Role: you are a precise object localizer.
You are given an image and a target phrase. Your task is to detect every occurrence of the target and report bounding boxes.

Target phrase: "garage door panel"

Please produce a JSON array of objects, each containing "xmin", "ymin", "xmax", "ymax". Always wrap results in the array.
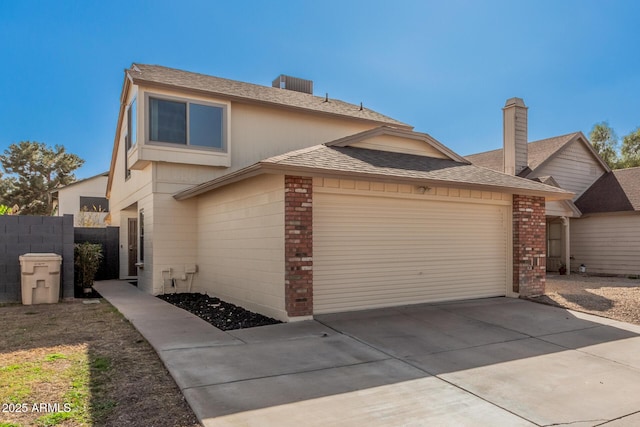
[
  {"xmin": 318, "ymin": 286, "xmax": 503, "ymax": 312},
  {"xmin": 314, "ymin": 193, "xmax": 508, "ymax": 314}
]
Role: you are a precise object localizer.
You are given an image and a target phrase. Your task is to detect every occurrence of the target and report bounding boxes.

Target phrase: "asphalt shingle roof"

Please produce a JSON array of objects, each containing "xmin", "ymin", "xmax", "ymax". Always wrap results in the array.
[
  {"xmin": 575, "ymin": 167, "xmax": 640, "ymax": 213},
  {"xmin": 465, "ymin": 132, "xmax": 580, "ymax": 173},
  {"xmin": 127, "ymin": 64, "xmax": 411, "ymax": 128},
  {"xmin": 261, "ymin": 145, "xmax": 573, "ymax": 197}
]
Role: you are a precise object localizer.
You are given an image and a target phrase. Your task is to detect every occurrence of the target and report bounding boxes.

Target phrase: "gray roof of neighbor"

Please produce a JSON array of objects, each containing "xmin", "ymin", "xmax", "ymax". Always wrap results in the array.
[
  {"xmin": 465, "ymin": 132, "xmax": 582, "ymax": 173},
  {"xmin": 127, "ymin": 64, "xmax": 411, "ymax": 128},
  {"xmin": 576, "ymin": 167, "xmax": 640, "ymax": 213},
  {"xmin": 175, "ymin": 144, "xmax": 574, "ymax": 200}
]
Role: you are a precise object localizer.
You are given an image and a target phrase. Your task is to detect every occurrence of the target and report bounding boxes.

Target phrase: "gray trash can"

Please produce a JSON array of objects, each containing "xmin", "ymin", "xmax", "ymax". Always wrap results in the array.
[{"xmin": 19, "ymin": 253, "xmax": 63, "ymax": 305}]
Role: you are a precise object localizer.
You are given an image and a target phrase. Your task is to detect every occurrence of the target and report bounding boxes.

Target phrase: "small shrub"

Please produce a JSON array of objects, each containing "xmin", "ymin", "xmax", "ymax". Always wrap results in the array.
[{"xmin": 74, "ymin": 242, "xmax": 103, "ymax": 288}]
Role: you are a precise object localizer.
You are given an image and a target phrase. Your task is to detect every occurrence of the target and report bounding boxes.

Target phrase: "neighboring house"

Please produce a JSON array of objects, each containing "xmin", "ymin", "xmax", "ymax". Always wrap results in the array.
[
  {"xmin": 572, "ymin": 167, "xmax": 640, "ymax": 275},
  {"xmin": 467, "ymin": 98, "xmax": 639, "ymax": 277},
  {"xmin": 51, "ymin": 172, "xmax": 110, "ymax": 227},
  {"xmin": 107, "ymin": 64, "xmax": 570, "ymax": 321}
]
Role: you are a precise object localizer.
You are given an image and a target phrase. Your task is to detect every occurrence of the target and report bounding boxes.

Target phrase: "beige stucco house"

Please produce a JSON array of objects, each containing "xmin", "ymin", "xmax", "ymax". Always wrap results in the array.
[
  {"xmin": 467, "ymin": 99, "xmax": 639, "ymax": 277},
  {"xmin": 107, "ymin": 64, "xmax": 571, "ymax": 321},
  {"xmin": 52, "ymin": 172, "xmax": 109, "ymax": 227}
]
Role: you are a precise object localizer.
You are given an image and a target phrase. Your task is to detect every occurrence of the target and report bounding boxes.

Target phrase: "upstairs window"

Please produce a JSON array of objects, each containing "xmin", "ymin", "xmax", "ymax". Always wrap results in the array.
[
  {"xmin": 148, "ymin": 96, "xmax": 225, "ymax": 150},
  {"xmin": 124, "ymin": 98, "xmax": 136, "ymax": 180},
  {"xmin": 80, "ymin": 196, "xmax": 109, "ymax": 212},
  {"xmin": 129, "ymin": 97, "xmax": 137, "ymax": 147},
  {"xmin": 139, "ymin": 209, "xmax": 145, "ymax": 262}
]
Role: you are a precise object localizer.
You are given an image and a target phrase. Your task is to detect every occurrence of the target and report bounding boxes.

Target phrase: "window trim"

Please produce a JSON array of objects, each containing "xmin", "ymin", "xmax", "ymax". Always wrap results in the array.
[
  {"xmin": 79, "ymin": 196, "xmax": 109, "ymax": 213},
  {"xmin": 129, "ymin": 96, "xmax": 137, "ymax": 149},
  {"xmin": 139, "ymin": 209, "xmax": 145, "ymax": 263},
  {"xmin": 124, "ymin": 97, "xmax": 136, "ymax": 180},
  {"xmin": 145, "ymin": 93, "xmax": 228, "ymax": 152},
  {"xmin": 124, "ymin": 130, "xmax": 131, "ymax": 180}
]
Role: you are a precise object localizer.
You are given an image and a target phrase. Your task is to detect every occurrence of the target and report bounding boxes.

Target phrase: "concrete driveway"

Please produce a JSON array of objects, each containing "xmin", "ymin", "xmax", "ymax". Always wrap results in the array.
[{"xmin": 96, "ymin": 281, "xmax": 640, "ymax": 426}]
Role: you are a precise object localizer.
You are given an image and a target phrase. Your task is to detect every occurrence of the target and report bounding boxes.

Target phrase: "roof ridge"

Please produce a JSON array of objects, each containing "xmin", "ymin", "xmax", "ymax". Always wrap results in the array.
[
  {"xmin": 528, "ymin": 131, "xmax": 580, "ymax": 145},
  {"xmin": 614, "ymin": 165, "xmax": 640, "ymax": 173},
  {"xmin": 128, "ymin": 63, "xmax": 411, "ymax": 129},
  {"xmin": 133, "ymin": 63, "xmax": 275, "ymax": 93},
  {"xmin": 467, "ymin": 131, "xmax": 581, "ymax": 157},
  {"xmin": 261, "ymin": 145, "xmax": 325, "ymax": 164}
]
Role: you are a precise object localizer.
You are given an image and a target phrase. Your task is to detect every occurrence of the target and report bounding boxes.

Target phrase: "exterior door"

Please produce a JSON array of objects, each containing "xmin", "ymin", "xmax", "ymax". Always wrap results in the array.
[{"xmin": 128, "ymin": 218, "xmax": 138, "ymax": 276}]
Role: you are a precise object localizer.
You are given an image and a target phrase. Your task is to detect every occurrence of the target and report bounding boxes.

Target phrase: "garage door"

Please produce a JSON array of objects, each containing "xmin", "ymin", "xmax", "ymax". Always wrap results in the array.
[{"xmin": 314, "ymin": 192, "xmax": 509, "ymax": 314}]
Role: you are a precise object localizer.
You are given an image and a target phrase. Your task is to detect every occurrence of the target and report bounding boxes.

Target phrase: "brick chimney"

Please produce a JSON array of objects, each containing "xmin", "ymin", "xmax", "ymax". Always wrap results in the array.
[{"xmin": 503, "ymin": 97, "xmax": 528, "ymax": 175}]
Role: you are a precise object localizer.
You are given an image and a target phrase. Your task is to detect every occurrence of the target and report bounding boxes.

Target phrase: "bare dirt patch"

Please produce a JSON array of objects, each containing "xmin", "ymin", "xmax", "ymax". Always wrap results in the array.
[
  {"xmin": 0, "ymin": 300, "xmax": 200, "ymax": 427},
  {"xmin": 528, "ymin": 274, "xmax": 640, "ymax": 324}
]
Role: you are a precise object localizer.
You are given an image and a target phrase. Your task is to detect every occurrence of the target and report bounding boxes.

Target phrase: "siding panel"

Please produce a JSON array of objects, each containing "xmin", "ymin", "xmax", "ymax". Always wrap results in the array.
[
  {"xmin": 314, "ymin": 192, "xmax": 508, "ymax": 314},
  {"xmin": 196, "ymin": 175, "xmax": 286, "ymax": 320},
  {"xmin": 532, "ymin": 141, "xmax": 605, "ymax": 199},
  {"xmin": 571, "ymin": 214, "xmax": 640, "ymax": 275}
]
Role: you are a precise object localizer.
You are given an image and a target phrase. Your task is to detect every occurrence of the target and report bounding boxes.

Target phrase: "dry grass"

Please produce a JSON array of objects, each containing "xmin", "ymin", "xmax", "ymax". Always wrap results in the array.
[
  {"xmin": 0, "ymin": 300, "xmax": 201, "ymax": 427},
  {"xmin": 529, "ymin": 274, "xmax": 640, "ymax": 325}
]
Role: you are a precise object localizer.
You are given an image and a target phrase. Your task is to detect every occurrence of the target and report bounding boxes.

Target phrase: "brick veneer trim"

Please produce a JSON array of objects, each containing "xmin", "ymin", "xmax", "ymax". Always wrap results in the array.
[
  {"xmin": 284, "ymin": 176, "xmax": 313, "ymax": 317},
  {"xmin": 512, "ymin": 194, "xmax": 546, "ymax": 296}
]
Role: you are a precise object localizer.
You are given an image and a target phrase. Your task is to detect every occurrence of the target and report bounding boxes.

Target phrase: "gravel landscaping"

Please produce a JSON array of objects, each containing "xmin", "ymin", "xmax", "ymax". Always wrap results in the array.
[
  {"xmin": 528, "ymin": 274, "xmax": 640, "ymax": 325},
  {"xmin": 158, "ymin": 293, "xmax": 282, "ymax": 330}
]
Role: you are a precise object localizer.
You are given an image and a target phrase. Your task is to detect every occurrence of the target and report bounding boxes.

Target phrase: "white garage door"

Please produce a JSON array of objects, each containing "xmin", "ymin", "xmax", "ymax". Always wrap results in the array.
[{"xmin": 314, "ymin": 192, "xmax": 509, "ymax": 314}]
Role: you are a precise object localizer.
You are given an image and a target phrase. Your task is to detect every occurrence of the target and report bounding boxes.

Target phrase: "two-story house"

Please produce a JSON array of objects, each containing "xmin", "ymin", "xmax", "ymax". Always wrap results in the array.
[
  {"xmin": 467, "ymin": 98, "xmax": 640, "ymax": 277},
  {"xmin": 107, "ymin": 64, "xmax": 571, "ymax": 321}
]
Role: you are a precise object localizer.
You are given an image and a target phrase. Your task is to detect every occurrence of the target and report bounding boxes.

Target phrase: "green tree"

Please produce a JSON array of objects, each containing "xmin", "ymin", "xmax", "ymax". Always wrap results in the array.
[
  {"xmin": 589, "ymin": 122, "xmax": 619, "ymax": 168},
  {"xmin": 0, "ymin": 141, "xmax": 84, "ymax": 215},
  {"xmin": 620, "ymin": 128, "xmax": 640, "ymax": 168}
]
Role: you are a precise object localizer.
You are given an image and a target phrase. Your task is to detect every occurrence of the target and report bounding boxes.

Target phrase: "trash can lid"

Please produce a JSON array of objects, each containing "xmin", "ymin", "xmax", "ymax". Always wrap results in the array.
[{"xmin": 19, "ymin": 253, "xmax": 62, "ymax": 260}]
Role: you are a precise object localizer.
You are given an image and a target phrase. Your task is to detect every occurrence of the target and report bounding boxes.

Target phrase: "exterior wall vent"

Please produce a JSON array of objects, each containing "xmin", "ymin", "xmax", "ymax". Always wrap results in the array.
[{"xmin": 272, "ymin": 75, "xmax": 313, "ymax": 94}]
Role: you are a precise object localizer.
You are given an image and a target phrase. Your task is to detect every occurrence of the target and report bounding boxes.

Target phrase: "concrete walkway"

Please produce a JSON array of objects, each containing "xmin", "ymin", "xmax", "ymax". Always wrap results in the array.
[{"xmin": 95, "ymin": 280, "xmax": 640, "ymax": 426}]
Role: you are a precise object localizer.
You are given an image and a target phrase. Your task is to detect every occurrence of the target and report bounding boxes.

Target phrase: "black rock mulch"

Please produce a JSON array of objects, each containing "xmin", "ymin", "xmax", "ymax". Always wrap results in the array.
[{"xmin": 157, "ymin": 293, "xmax": 282, "ymax": 331}]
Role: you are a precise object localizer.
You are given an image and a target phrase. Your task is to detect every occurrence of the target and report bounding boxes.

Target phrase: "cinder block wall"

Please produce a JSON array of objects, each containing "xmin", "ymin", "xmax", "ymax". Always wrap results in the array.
[{"xmin": 0, "ymin": 215, "xmax": 74, "ymax": 303}]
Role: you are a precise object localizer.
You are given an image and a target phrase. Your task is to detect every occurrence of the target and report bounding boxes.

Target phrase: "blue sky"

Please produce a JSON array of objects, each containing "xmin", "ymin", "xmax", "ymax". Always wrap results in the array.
[{"xmin": 1, "ymin": 0, "xmax": 639, "ymax": 179}]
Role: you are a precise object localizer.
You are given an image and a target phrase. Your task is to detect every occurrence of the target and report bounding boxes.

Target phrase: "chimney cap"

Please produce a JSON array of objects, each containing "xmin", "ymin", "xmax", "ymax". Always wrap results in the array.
[{"xmin": 504, "ymin": 97, "xmax": 527, "ymax": 108}]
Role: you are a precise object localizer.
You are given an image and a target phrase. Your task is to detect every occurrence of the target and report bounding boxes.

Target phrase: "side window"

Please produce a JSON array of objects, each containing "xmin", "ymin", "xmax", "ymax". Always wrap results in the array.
[
  {"xmin": 124, "ymin": 98, "xmax": 136, "ymax": 180},
  {"xmin": 130, "ymin": 97, "xmax": 137, "ymax": 147},
  {"xmin": 139, "ymin": 209, "xmax": 145, "ymax": 262},
  {"xmin": 124, "ymin": 132, "xmax": 131, "ymax": 180}
]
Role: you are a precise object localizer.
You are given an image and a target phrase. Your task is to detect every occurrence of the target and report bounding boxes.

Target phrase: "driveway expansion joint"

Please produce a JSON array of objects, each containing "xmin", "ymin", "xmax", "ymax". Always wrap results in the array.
[
  {"xmin": 542, "ymin": 419, "xmax": 608, "ymax": 426},
  {"xmin": 593, "ymin": 410, "xmax": 640, "ymax": 426},
  {"xmin": 178, "ymin": 357, "xmax": 397, "ymax": 391}
]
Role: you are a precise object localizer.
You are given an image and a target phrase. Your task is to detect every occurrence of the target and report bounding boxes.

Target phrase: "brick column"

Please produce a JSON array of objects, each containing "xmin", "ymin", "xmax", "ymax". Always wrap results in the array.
[
  {"xmin": 513, "ymin": 195, "xmax": 546, "ymax": 296},
  {"xmin": 284, "ymin": 176, "xmax": 313, "ymax": 317}
]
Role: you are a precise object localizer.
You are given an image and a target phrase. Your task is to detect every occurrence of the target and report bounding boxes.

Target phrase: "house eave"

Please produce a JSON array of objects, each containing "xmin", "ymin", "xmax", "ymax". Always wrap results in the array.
[
  {"xmin": 325, "ymin": 126, "xmax": 468, "ymax": 164},
  {"xmin": 130, "ymin": 77, "xmax": 414, "ymax": 131},
  {"xmin": 173, "ymin": 164, "xmax": 264, "ymax": 200},
  {"xmin": 106, "ymin": 72, "xmax": 132, "ymax": 199},
  {"xmin": 174, "ymin": 162, "xmax": 574, "ymax": 202}
]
